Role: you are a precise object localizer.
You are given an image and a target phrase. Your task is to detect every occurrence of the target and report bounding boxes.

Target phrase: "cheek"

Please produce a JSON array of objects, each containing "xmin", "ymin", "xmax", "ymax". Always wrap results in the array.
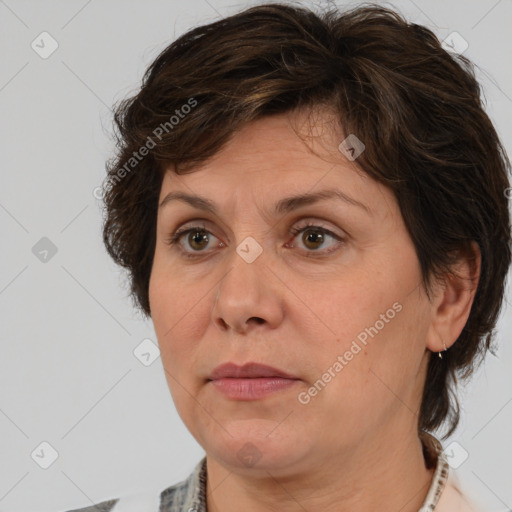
[
  {"xmin": 305, "ymin": 276, "xmax": 388, "ymax": 351},
  {"xmin": 149, "ymin": 271, "xmax": 211, "ymax": 375},
  {"xmin": 324, "ymin": 292, "xmax": 429, "ymax": 418},
  {"xmin": 149, "ymin": 274, "xmax": 205, "ymax": 425},
  {"xmin": 303, "ymin": 272, "xmax": 425, "ymax": 397},
  {"xmin": 150, "ymin": 260, "xmax": 206, "ymax": 332}
]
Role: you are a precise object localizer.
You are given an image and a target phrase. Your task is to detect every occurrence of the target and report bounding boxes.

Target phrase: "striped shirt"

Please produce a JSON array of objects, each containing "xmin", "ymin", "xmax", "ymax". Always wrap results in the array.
[{"xmin": 64, "ymin": 432, "xmax": 483, "ymax": 512}]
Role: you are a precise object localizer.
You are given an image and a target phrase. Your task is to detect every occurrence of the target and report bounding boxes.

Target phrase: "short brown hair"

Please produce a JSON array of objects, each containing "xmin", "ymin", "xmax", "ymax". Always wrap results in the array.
[{"xmin": 102, "ymin": 3, "xmax": 511, "ymax": 438}]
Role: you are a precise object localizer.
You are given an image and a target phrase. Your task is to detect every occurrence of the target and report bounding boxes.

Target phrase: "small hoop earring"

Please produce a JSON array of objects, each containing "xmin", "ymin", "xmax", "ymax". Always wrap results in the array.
[{"xmin": 438, "ymin": 339, "xmax": 448, "ymax": 359}]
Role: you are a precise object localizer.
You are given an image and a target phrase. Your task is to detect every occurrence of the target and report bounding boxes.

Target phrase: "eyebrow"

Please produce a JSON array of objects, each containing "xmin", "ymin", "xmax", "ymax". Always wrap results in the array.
[{"xmin": 158, "ymin": 189, "xmax": 372, "ymax": 216}]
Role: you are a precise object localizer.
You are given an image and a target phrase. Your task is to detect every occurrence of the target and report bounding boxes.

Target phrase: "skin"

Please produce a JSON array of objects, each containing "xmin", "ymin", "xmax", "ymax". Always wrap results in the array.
[{"xmin": 148, "ymin": 109, "xmax": 480, "ymax": 512}]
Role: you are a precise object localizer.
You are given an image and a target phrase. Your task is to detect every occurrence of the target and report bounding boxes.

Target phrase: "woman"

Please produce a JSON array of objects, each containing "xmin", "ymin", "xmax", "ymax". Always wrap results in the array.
[{"xmin": 67, "ymin": 3, "xmax": 510, "ymax": 511}]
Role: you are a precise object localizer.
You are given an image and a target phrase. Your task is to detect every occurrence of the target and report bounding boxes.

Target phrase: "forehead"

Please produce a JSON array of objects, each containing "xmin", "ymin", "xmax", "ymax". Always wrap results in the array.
[{"xmin": 158, "ymin": 112, "xmax": 397, "ymax": 221}]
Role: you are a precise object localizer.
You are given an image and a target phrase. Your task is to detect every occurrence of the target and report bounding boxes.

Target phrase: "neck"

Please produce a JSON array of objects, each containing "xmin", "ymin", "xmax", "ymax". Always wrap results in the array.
[{"xmin": 205, "ymin": 425, "xmax": 435, "ymax": 512}]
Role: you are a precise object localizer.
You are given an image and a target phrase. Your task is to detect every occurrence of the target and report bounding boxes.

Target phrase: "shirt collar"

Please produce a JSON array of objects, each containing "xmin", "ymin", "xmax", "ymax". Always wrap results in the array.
[{"xmin": 418, "ymin": 430, "xmax": 450, "ymax": 511}]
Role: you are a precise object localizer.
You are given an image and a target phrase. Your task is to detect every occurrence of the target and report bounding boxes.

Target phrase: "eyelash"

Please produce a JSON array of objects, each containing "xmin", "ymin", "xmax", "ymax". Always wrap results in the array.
[{"xmin": 165, "ymin": 222, "xmax": 344, "ymax": 259}]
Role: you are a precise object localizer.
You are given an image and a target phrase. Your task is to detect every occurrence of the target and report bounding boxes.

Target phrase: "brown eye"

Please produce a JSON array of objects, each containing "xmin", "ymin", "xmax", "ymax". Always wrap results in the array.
[
  {"xmin": 166, "ymin": 222, "xmax": 344, "ymax": 258},
  {"xmin": 289, "ymin": 223, "xmax": 343, "ymax": 253},
  {"xmin": 301, "ymin": 227, "xmax": 325, "ymax": 250},
  {"xmin": 166, "ymin": 226, "xmax": 219, "ymax": 254},
  {"xmin": 187, "ymin": 230, "xmax": 210, "ymax": 251}
]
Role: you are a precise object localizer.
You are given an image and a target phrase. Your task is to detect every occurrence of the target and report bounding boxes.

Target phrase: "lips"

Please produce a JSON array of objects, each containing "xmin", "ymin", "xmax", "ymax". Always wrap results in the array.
[
  {"xmin": 207, "ymin": 362, "xmax": 300, "ymax": 400},
  {"xmin": 208, "ymin": 362, "xmax": 297, "ymax": 380}
]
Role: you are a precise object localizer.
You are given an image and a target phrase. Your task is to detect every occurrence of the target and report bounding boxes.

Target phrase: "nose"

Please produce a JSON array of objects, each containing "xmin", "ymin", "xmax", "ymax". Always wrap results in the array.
[{"xmin": 211, "ymin": 248, "xmax": 285, "ymax": 335}]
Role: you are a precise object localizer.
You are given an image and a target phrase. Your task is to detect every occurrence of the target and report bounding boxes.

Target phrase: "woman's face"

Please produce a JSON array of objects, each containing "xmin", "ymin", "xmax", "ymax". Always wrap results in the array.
[{"xmin": 149, "ymin": 111, "xmax": 437, "ymax": 474}]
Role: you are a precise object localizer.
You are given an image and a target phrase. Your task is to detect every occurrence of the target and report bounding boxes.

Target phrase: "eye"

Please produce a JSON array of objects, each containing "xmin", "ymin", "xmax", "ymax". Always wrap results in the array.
[
  {"xmin": 288, "ymin": 222, "xmax": 344, "ymax": 253},
  {"xmin": 165, "ymin": 224, "xmax": 222, "ymax": 257},
  {"xmin": 165, "ymin": 221, "xmax": 344, "ymax": 258}
]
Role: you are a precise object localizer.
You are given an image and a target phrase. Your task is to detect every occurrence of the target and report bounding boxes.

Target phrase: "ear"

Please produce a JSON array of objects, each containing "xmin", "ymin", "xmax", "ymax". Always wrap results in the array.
[{"xmin": 425, "ymin": 241, "xmax": 481, "ymax": 353}]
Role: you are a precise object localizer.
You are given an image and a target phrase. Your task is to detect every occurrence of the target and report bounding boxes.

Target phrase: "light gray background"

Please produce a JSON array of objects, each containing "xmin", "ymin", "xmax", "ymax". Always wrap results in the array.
[{"xmin": 0, "ymin": 0, "xmax": 511, "ymax": 511}]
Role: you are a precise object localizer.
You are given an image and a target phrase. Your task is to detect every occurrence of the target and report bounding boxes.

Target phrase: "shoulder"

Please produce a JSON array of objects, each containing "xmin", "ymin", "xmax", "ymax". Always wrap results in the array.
[
  {"xmin": 62, "ymin": 498, "xmax": 119, "ymax": 512},
  {"xmin": 61, "ymin": 491, "xmax": 161, "ymax": 512},
  {"xmin": 60, "ymin": 457, "xmax": 206, "ymax": 512},
  {"xmin": 436, "ymin": 474, "xmax": 484, "ymax": 512}
]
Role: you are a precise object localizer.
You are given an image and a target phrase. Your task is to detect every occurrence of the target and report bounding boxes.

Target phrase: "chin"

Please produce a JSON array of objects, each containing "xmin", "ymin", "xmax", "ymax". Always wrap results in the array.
[{"xmin": 201, "ymin": 418, "xmax": 309, "ymax": 473}]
